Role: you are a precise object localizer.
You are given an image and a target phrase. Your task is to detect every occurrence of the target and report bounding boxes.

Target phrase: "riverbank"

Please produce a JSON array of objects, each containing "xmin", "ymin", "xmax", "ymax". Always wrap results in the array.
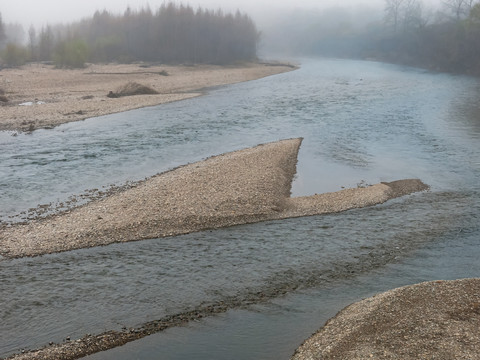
[
  {"xmin": 0, "ymin": 138, "xmax": 428, "ymax": 259},
  {"xmin": 291, "ymin": 278, "xmax": 480, "ymax": 359},
  {"xmin": 1, "ymin": 138, "xmax": 430, "ymax": 359},
  {"xmin": 0, "ymin": 61, "xmax": 296, "ymax": 132}
]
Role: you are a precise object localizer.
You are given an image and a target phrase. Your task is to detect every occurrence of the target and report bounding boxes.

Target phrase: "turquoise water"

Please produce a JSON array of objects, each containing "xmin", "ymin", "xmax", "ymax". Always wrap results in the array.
[{"xmin": 0, "ymin": 58, "xmax": 479, "ymax": 358}]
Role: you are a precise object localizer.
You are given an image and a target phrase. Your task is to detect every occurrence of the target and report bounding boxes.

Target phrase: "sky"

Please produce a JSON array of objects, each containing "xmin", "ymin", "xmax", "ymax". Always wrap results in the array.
[{"xmin": 1, "ymin": 0, "xmax": 388, "ymax": 28}]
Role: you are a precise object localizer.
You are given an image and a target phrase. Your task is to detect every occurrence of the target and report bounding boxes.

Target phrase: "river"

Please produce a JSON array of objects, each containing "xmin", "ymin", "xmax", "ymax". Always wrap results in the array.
[{"xmin": 0, "ymin": 58, "xmax": 479, "ymax": 359}]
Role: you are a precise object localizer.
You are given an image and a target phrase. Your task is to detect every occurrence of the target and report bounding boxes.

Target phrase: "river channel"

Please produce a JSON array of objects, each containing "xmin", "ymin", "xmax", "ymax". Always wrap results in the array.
[{"xmin": 0, "ymin": 58, "xmax": 479, "ymax": 359}]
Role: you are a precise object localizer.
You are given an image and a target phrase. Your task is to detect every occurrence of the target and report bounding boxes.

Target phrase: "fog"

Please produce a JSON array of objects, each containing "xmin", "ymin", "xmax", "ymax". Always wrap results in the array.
[
  {"xmin": 2, "ymin": 0, "xmax": 477, "ymax": 75},
  {"xmin": 2, "ymin": 0, "xmax": 449, "ymax": 30},
  {"xmin": 4, "ymin": 0, "xmax": 386, "ymax": 28}
]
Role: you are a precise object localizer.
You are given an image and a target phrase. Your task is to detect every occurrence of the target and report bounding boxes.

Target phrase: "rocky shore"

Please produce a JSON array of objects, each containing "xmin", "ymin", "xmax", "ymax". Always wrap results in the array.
[
  {"xmin": 1, "ymin": 137, "xmax": 431, "ymax": 360},
  {"xmin": 0, "ymin": 61, "xmax": 295, "ymax": 132},
  {"xmin": 291, "ymin": 278, "xmax": 480, "ymax": 360},
  {"xmin": 0, "ymin": 138, "xmax": 428, "ymax": 259}
]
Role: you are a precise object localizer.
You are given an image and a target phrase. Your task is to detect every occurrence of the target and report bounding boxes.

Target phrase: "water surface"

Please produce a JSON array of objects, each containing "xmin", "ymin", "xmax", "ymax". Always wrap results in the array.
[{"xmin": 0, "ymin": 58, "xmax": 479, "ymax": 358}]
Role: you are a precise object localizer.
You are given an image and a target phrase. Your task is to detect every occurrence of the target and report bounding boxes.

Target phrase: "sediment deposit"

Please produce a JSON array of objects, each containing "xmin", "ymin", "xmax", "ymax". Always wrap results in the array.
[
  {"xmin": 0, "ymin": 138, "xmax": 428, "ymax": 259},
  {"xmin": 291, "ymin": 278, "xmax": 480, "ymax": 360}
]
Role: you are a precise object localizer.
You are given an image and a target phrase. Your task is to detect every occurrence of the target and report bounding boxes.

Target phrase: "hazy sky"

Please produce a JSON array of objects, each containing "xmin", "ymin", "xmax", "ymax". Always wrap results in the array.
[{"xmin": 2, "ymin": 0, "xmax": 390, "ymax": 28}]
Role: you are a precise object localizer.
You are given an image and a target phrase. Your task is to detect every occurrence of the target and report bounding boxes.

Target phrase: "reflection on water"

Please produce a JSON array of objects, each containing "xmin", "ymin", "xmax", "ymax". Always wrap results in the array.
[{"xmin": 0, "ymin": 58, "xmax": 479, "ymax": 358}]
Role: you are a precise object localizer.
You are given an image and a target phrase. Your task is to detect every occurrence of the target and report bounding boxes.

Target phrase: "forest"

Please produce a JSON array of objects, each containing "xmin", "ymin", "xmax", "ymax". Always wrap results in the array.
[
  {"xmin": 370, "ymin": 0, "xmax": 480, "ymax": 74},
  {"xmin": 262, "ymin": 0, "xmax": 480, "ymax": 76},
  {"xmin": 0, "ymin": 3, "xmax": 259, "ymax": 67},
  {"xmin": 1, "ymin": 0, "xmax": 480, "ymax": 75}
]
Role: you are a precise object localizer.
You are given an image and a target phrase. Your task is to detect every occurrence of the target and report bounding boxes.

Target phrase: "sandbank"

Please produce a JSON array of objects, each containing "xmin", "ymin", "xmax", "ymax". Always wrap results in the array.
[
  {"xmin": 0, "ymin": 61, "xmax": 295, "ymax": 132},
  {"xmin": 1, "ymin": 138, "xmax": 430, "ymax": 359},
  {"xmin": 291, "ymin": 278, "xmax": 480, "ymax": 360},
  {"xmin": 0, "ymin": 138, "xmax": 428, "ymax": 259}
]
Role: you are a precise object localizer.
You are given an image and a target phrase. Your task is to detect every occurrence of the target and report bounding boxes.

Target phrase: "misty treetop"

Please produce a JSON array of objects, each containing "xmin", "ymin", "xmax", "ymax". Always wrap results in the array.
[
  {"xmin": 379, "ymin": 0, "xmax": 480, "ymax": 74},
  {"xmin": 1, "ymin": 3, "xmax": 259, "ymax": 67},
  {"xmin": 261, "ymin": 0, "xmax": 480, "ymax": 76}
]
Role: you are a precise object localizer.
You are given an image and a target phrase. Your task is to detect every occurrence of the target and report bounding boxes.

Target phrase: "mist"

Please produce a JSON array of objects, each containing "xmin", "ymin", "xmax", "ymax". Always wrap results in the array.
[
  {"xmin": 1, "ymin": 0, "xmax": 479, "ymax": 74},
  {"xmin": 2, "ymin": 0, "xmax": 385, "ymax": 29}
]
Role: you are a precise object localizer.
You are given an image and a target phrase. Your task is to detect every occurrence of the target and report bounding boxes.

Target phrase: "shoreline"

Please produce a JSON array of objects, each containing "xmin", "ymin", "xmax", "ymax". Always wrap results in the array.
[
  {"xmin": 0, "ymin": 61, "xmax": 296, "ymax": 132},
  {"xmin": 0, "ymin": 138, "xmax": 428, "ymax": 259},
  {"xmin": 1, "ymin": 138, "xmax": 429, "ymax": 359},
  {"xmin": 291, "ymin": 278, "xmax": 480, "ymax": 360}
]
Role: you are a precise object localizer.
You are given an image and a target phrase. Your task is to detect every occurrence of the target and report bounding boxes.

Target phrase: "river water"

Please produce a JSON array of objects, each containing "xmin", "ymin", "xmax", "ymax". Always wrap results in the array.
[{"xmin": 0, "ymin": 58, "xmax": 479, "ymax": 359}]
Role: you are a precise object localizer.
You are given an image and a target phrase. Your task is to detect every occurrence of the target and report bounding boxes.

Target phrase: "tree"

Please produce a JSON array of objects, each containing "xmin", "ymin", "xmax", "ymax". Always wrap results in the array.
[
  {"xmin": 385, "ymin": 0, "xmax": 426, "ymax": 34},
  {"xmin": 0, "ymin": 12, "xmax": 6, "ymax": 50},
  {"xmin": 385, "ymin": 0, "xmax": 405, "ymax": 33},
  {"xmin": 28, "ymin": 25, "xmax": 37, "ymax": 61},
  {"xmin": 443, "ymin": 0, "xmax": 467, "ymax": 20},
  {"xmin": 443, "ymin": 0, "xmax": 479, "ymax": 20},
  {"xmin": 38, "ymin": 26, "xmax": 55, "ymax": 61},
  {"xmin": 470, "ymin": 2, "xmax": 480, "ymax": 21},
  {"xmin": 2, "ymin": 43, "xmax": 28, "ymax": 66},
  {"xmin": 54, "ymin": 38, "xmax": 89, "ymax": 68}
]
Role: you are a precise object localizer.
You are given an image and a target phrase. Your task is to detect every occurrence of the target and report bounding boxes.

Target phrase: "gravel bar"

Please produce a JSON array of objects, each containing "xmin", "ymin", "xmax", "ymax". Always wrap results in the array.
[
  {"xmin": 0, "ymin": 138, "xmax": 428, "ymax": 259},
  {"xmin": 291, "ymin": 278, "xmax": 480, "ymax": 360}
]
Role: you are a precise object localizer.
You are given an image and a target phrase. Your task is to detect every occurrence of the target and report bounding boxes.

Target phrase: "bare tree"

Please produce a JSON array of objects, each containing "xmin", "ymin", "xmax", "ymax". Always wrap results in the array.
[
  {"xmin": 28, "ymin": 25, "xmax": 36, "ymax": 61},
  {"xmin": 385, "ymin": 0, "xmax": 405, "ymax": 33},
  {"xmin": 402, "ymin": 0, "xmax": 426, "ymax": 30},
  {"xmin": 0, "ymin": 12, "xmax": 7, "ymax": 49},
  {"xmin": 442, "ymin": 0, "xmax": 479, "ymax": 19},
  {"xmin": 38, "ymin": 26, "xmax": 55, "ymax": 61}
]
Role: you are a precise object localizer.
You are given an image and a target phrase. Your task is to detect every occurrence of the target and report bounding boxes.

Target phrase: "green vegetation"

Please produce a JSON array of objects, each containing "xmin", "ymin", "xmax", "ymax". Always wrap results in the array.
[
  {"xmin": 1, "ymin": 43, "xmax": 28, "ymax": 66},
  {"xmin": 0, "ymin": 3, "xmax": 259, "ymax": 68},
  {"xmin": 374, "ymin": 0, "xmax": 480, "ymax": 74},
  {"xmin": 53, "ymin": 38, "xmax": 89, "ymax": 68},
  {"xmin": 262, "ymin": 0, "xmax": 480, "ymax": 76}
]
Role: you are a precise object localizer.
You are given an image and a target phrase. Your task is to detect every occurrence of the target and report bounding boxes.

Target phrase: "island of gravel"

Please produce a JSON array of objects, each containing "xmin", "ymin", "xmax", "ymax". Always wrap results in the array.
[
  {"xmin": 291, "ymin": 278, "xmax": 480, "ymax": 360},
  {"xmin": 0, "ymin": 138, "xmax": 428, "ymax": 259},
  {"xmin": 1, "ymin": 137, "xmax": 431, "ymax": 360}
]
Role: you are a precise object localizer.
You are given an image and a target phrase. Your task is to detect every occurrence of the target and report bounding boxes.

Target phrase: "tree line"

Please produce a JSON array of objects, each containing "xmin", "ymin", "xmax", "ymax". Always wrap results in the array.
[
  {"xmin": 375, "ymin": 0, "xmax": 480, "ymax": 75},
  {"xmin": 262, "ymin": 0, "xmax": 480, "ymax": 76},
  {"xmin": 0, "ymin": 3, "xmax": 259, "ymax": 67},
  {"xmin": 327, "ymin": 0, "xmax": 480, "ymax": 75}
]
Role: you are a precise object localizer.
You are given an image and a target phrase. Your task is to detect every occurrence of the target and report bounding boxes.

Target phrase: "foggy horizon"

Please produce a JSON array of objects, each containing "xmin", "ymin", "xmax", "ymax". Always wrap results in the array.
[{"xmin": 2, "ymin": 0, "xmax": 445, "ymax": 29}]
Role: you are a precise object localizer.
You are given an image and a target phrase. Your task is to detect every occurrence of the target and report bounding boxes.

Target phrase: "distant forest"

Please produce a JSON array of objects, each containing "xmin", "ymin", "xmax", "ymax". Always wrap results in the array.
[
  {"xmin": 0, "ymin": 3, "xmax": 259, "ymax": 67},
  {"xmin": 264, "ymin": 0, "xmax": 480, "ymax": 76},
  {"xmin": 369, "ymin": 0, "xmax": 480, "ymax": 75},
  {"xmin": 1, "ymin": 1, "xmax": 480, "ymax": 76}
]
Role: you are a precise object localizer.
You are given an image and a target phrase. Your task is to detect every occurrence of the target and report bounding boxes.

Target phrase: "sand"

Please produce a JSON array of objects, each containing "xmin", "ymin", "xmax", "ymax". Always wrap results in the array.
[
  {"xmin": 0, "ymin": 61, "xmax": 296, "ymax": 132},
  {"xmin": 291, "ymin": 278, "xmax": 480, "ymax": 360}
]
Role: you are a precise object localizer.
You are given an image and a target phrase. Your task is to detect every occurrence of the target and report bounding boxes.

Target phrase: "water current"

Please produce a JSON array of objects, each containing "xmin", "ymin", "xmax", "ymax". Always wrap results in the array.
[{"xmin": 0, "ymin": 58, "xmax": 479, "ymax": 359}]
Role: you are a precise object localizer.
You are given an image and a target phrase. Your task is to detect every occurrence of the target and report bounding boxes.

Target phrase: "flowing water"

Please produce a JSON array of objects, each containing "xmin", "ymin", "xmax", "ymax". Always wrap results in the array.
[{"xmin": 0, "ymin": 58, "xmax": 479, "ymax": 359}]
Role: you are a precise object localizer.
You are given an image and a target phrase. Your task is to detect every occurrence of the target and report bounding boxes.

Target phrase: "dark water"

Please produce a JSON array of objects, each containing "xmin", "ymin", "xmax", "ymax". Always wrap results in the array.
[{"xmin": 0, "ymin": 58, "xmax": 479, "ymax": 358}]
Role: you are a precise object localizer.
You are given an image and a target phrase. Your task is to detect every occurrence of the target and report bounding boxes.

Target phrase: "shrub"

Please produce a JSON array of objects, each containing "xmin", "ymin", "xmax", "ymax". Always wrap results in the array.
[
  {"xmin": 54, "ymin": 39, "xmax": 89, "ymax": 68},
  {"xmin": 1, "ymin": 43, "xmax": 28, "ymax": 67}
]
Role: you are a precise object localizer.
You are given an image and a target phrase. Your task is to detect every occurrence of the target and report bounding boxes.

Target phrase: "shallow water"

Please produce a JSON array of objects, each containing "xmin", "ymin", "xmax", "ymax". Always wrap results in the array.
[{"xmin": 0, "ymin": 58, "xmax": 479, "ymax": 358}]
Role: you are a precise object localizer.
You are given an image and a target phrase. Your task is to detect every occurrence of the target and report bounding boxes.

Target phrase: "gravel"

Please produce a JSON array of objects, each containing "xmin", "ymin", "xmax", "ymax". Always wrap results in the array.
[
  {"xmin": 291, "ymin": 278, "xmax": 480, "ymax": 360},
  {"xmin": 0, "ymin": 138, "xmax": 428, "ymax": 259},
  {"xmin": 0, "ymin": 138, "xmax": 432, "ymax": 359}
]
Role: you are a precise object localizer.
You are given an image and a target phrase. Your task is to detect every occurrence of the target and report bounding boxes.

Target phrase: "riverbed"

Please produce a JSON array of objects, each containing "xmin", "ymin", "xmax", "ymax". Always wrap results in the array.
[{"xmin": 1, "ymin": 58, "xmax": 479, "ymax": 359}]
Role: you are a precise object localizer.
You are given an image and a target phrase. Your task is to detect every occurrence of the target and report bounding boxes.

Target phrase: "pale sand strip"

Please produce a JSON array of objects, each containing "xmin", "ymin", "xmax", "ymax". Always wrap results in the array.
[
  {"xmin": 0, "ymin": 62, "xmax": 295, "ymax": 131},
  {"xmin": 0, "ymin": 138, "xmax": 428, "ymax": 259},
  {"xmin": 291, "ymin": 278, "xmax": 480, "ymax": 360}
]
